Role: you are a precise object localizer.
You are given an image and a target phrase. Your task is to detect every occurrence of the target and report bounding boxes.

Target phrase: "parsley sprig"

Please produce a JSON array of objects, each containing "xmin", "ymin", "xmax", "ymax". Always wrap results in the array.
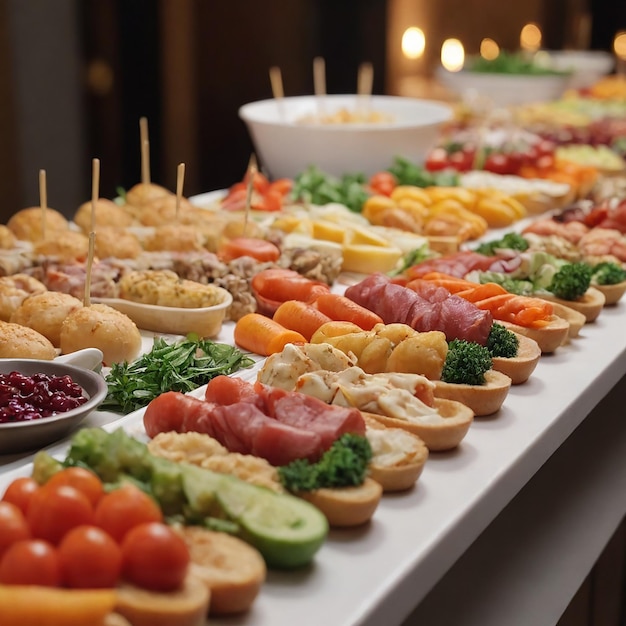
[{"xmin": 101, "ymin": 335, "xmax": 255, "ymax": 414}]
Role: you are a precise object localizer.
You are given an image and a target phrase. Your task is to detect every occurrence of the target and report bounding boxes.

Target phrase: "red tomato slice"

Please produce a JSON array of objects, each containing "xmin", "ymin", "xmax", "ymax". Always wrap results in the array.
[
  {"xmin": 218, "ymin": 237, "xmax": 281, "ymax": 263},
  {"xmin": 425, "ymin": 147, "xmax": 450, "ymax": 171},
  {"xmin": 369, "ymin": 171, "xmax": 397, "ymax": 196}
]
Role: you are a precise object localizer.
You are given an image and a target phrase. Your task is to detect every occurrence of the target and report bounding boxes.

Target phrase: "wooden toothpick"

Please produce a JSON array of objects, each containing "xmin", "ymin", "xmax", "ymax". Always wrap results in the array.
[
  {"xmin": 176, "ymin": 162, "xmax": 185, "ymax": 222},
  {"xmin": 91, "ymin": 158, "xmax": 100, "ymax": 233},
  {"xmin": 313, "ymin": 56, "xmax": 326, "ymax": 117},
  {"xmin": 39, "ymin": 169, "xmax": 47, "ymax": 241},
  {"xmin": 244, "ymin": 154, "xmax": 257, "ymax": 237},
  {"xmin": 269, "ymin": 66, "xmax": 285, "ymax": 120}
]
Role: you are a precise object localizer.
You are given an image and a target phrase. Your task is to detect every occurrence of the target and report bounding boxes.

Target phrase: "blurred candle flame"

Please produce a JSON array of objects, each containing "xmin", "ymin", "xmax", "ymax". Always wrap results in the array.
[
  {"xmin": 441, "ymin": 38, "xmax": 465, "ymax": 72},
  {"xmin": 480, "ymin": 38, "xmax": 500, "ymax": 60},
  {"xmin": 614, "ymin": 31, "xmax": 626, "ymax": 60},
  {"xmin": 520, "ymin": 23, "xmax": 542, "ymax": 52},
  {"xmin": 402, "ymin": 27, "xmax": 426, "ymax": 60}
]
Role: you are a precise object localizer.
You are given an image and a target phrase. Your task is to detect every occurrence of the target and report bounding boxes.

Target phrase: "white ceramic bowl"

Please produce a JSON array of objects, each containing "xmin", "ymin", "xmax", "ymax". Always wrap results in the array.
[
  {"xmin": 93, "ymin": 286, "xmax": 233, "ymax": 338},
  {"xmin": 436, "ymin": 67, "xmax": 571, "ymax": 107},
  {"xmin": 239, "ymin": 94, "xmax": 453, "ymax": 178},
  {"xmin": 0, "ymin": 359, "xmax": 108, "ymax": 454},
  {"xmin": 543, "ymin": 50, "xmax": 614, "ymax": 90}
]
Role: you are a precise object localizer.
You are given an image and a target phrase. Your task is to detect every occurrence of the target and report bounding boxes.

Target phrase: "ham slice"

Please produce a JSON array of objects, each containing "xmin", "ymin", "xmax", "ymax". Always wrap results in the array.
[
  {"xmin": 145, "ymin": 377, "xmax": 366, "ymax": 466},
  {"xmin": 143, "ymin": 391, "xmax": 323, "ymax": 466},
  {"xmin": 345, "ymin": 273, "xmax": 493, "ymax": 345}
]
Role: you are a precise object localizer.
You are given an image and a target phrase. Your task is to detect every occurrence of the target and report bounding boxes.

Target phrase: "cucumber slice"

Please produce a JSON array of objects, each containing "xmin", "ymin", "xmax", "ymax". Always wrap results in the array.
[{"xmin": 182, "ymin": 465, "xmax": 328, "ymax": 569}]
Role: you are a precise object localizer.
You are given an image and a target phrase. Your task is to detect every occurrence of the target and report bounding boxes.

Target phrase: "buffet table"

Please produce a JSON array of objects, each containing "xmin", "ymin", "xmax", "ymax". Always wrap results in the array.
[{"xmin": 1, "ymin": 301, "xmax": 625, "ymax": 626}]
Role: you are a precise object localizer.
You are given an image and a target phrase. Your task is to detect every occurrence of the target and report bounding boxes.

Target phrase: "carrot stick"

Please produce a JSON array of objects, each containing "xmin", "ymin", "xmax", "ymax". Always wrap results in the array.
[
  {"xmin": 0, "ymin": 585, "xmax": 116, "ymax": 626},
  {"xmin": 234, "ymin": 313, "xmax": 306, "ymax": 356},
  {"xmin": 312, "ymin": 293, "xmax": 383, "ymax": 331},
  {"xmin": 273, "ymin": 300, "xmax": 332, "ymax": 341}
]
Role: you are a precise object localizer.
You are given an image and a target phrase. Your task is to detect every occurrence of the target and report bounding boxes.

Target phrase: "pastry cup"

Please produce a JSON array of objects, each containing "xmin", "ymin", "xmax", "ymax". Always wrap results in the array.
[
  {"xmin": 491, "ymin": 333, "xmax": 541, "ymax": 385},
  {"xmin": 363, "ymin": 398, "xmax": 474, "ymax": 452},
  {"xmin": 433, "ymin": 369, "xmax": 512, "ymax": 417}
]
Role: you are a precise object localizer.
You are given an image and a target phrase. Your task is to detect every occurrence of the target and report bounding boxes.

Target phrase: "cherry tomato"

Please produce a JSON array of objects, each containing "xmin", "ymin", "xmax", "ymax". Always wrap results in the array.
[
  {"xmin": 425, "ymin": 147, "xmax": 450, "ymax": 171},
  {"xmin": 58, "ymin": 525, "xmax": 122, "ymax": 589},
  {"xmin": 94, "ymin": 484, "xmax": 163, "ymax": 543},
  {"xmin": 535, "ymin": 139, "xmax": 556, "ymax": 157},
  {"xmin": 484, "ymin": 153, "xmax": 515, "ymax": 175},
  {"xmin": 369, "ymin": 171, "xmax": 397, "ymax": 196},
  {"xmin": 121, "ymin": 522, "xmax": 189, "ymax": 592},
  {"xmin": 448, "ymin": 150, "xmax": 474, "ymax": 172},
  {"xmin": 0, "ymin": 539, "xmax": 61, "ymax": 586},
  {"xmin": 254, "ymin": 188, "xmax": 283, "ymax": 212},
  {"xmin": 1, "ymin": 476, "xmax": 40, "ymax": 515},
  {"xmin": 45, "ymin": 467, "xmax": 104, "ymax": 508},
  {"xmin": 27, "ymin": 484, "xmax": 95, "ymax": 544},
  {"xmin": 535, "ymin": 154, "xmax": 555, "ymax": 170},
  {"xmin": 0, "ymin": 501, "xmax": 30, "ymax": 558},
  {"xmin": 267, "ymin": 178, "xmax": 293, "ymax": 197},
  {"xmin": 243, "ymin": 170, "xmax": 271, "ymax": 194}
]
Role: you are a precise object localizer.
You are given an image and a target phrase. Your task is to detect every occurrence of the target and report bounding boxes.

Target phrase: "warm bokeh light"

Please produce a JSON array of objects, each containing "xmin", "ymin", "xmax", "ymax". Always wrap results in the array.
[
  {"xmin": 441, "ymin": 38, "xmax": 465, "ymax": 72},
  {"xmin": 614, "ymin": 31, "xmax": 626, "ymax": 60},
  {"xmin": 520, "ymin": 22, "xmax": 542, "ymax": 52},
  {"xmin": 402, "ymin": 27, "xmax": 426, "ymax": 60},
  {"xmin": 480, "ymin": 38, "xmax": 500, "ymax": 61}
]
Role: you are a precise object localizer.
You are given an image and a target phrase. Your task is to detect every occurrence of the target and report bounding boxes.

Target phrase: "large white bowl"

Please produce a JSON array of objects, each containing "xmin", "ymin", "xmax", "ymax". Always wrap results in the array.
[
  {"xmin": 544, "ymin": 50, "xmax": 615, "ymax": 90},
  {"xmin": 436, "ymin": 67, "xmax": 571, "ymax": 107},
  {"xmin": 239, "ymin": 94, "xmax": 453, "ymax": 178}
]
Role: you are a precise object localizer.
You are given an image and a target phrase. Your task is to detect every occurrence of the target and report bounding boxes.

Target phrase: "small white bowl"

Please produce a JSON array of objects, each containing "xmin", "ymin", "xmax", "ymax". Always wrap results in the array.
[
  {"xmin": 436, "ymin": 67, "xmax": 570, "ymax": 107},
  {"xmin": 0, "ymin": 360, "xmax": 108, "ymax": 455},
  {"xmin": 239, "ymin": 94, "xmax": 453, "ymax": 179},
  {"xmin": 543, "ymin": 50, "xmax": 615, "ymax": 89}
]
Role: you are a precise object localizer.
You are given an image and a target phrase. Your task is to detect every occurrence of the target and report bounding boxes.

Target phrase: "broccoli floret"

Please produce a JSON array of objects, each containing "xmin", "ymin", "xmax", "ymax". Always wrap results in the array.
[
  {"xmin": 441, "ymin": 339, "xmax": 493, "ymax": 385},
  {"xmin": 547, "ymin": 262, "xmax": 593, "ymax": 300},
  {"xmin": 475, "ymin": 232, "xmax": 529, "ymax": 256},
  {"xmin": 278, "ymin": 433, "xmax": 372, "ymax": 492},
  {"xmin": 592, "ymin": 262, "xmax": 626, "ymax": 286},
  {"xmin": 486, "ymin": 323, "xmax": 519, "ymax": 358}
]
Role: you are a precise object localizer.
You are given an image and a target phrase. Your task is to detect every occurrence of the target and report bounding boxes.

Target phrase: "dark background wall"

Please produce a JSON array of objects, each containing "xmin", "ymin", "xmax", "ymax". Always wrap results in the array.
[{"xmin": 0, "ymin": 0, "xmax": 624, "ymax": 221}]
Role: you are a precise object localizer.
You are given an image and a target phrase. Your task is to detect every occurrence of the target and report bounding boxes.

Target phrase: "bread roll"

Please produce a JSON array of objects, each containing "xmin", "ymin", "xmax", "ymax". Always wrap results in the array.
[
  {"xmin": 0, "ymin": 225, "xmax": 16, "ymax": 249},
  {"xmin": 95, "ymin": 227, "xmax": 143, "ymax": 260},
  {"xmin": 33, "ymin": 231, "xmax": 90, "ymax": 262},
  {"xmin": 0, "ymin": 321, "xmax": 57, "ymax": 360},
  {"xmin": 11, "ymin": 291, "xmax": 83, "ymax": 347},
  {"xmin": 0, "ymin": 274, "xmax": 47, "ymax": 321},
  {"xmin": 143, "ymin": 224, "xmax": 206, "ymax": 253},
  {"xmin": 74, "ymin": 198, "xmax": 134, "ymax": 232},
  {"xmin": 7, "ymin": 207, "xmax": 69, "ymax": 241},
  {"xmin": 125, "ymin": 182, "xmax": 172, "ymax": 212},
  {"xmin": 59, "ymin": 303, "xmax": 142, "ymax": 365}
]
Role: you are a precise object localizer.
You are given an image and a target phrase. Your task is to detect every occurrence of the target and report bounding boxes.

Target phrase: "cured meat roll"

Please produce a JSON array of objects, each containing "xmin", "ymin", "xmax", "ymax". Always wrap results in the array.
[{"xmin": 344, "ymin": 273, "xmax": 493, "ymax": 345}]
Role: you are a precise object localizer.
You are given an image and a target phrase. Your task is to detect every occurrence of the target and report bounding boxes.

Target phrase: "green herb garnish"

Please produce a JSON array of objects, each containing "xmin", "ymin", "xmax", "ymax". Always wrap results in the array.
[{"xmin": 102, "ymin": 335, "xmax": 255, "ymax": 414}]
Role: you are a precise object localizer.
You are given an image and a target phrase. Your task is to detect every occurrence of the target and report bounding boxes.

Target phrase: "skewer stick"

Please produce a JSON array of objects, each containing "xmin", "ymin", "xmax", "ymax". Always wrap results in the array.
[
  {"xmin": 139, "ymin": 117, "xmax": 151, "ymax": 185},
  {"xmin": 141, "ymin": 139, "xmax": 151, "ymax": 185},
  {"xmin": 269, "ymin": 66, "xmax": 285, "ymax": 120},
  {"xmin": 244, "ymin": 154, "xmax": 257, "ymax": 237},
  {"xmin": 313, "ymin": 56, "xmax": 326, "ymax": 117},
  {"xmin": 357, "ymin": 62, "xmax": 374, "ymax": 116},
  {"xmin": 85, "ymin": 156, "xmax": 100, "ymax": 307},
  {"xmin": 176, "ymin": 162, "xmax": 185, "ymax": 222},
  {"xmin": 39, "ymin": 169, "xmax": 47, "ymax": 241},
  {"xmin": 90, "ymin": 158, "xmax": 100, "ymax": 233},
  {"xmin": 84, "ymin": 232, "xmax": 95, "ymax": 308}
]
